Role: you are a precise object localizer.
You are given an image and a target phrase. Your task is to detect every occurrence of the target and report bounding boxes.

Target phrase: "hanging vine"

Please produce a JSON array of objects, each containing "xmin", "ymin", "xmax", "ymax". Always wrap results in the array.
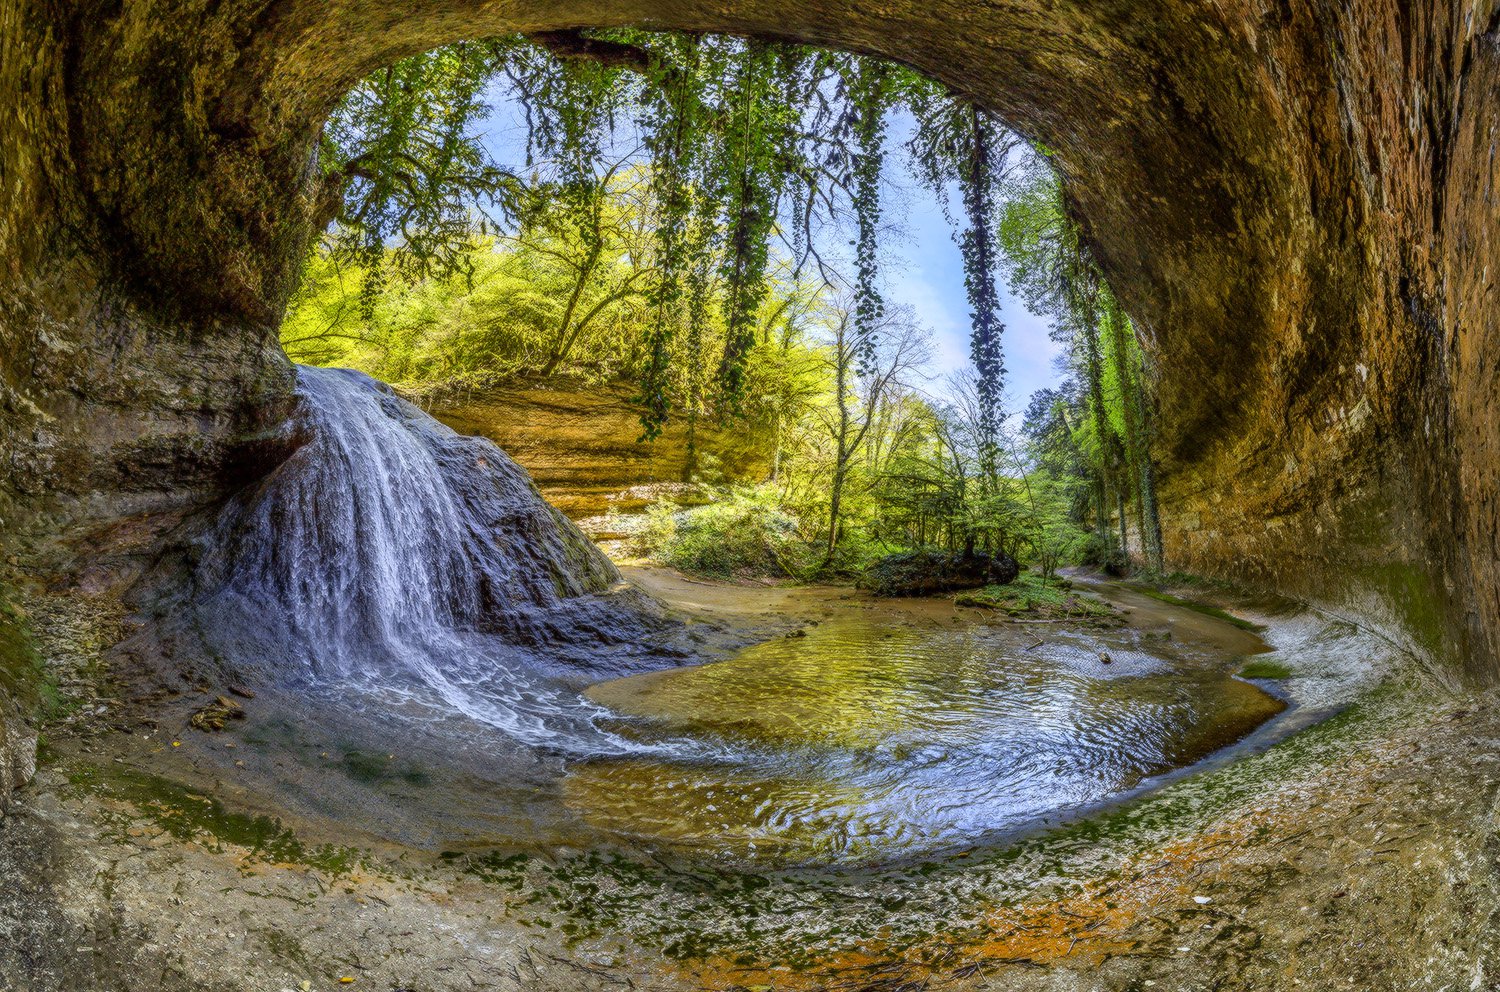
[
  {"xmin": 319, "ymin": 30, "xmax": 1056, "ymax": 445},
  {"xmin": 682, "ymin": 197, "xmax": 716, "ymax": 479},
  {"xmin": 959, "ymin": 103, "xmax": 1007, "ymax": 483},
  {"xmin": 634, "ymin": 34, "xmax": 704, "ymax": 438},
  {"xmin": 713, "ymin": 41, "xmax": 792, "ymax": 412},
  {"xmin": 319, "ymin": 40, "xmax": 522, "ymax": 316},
  {"xmin": 844, "ymin": 59, "xmax": 890, "ymax": 375}
]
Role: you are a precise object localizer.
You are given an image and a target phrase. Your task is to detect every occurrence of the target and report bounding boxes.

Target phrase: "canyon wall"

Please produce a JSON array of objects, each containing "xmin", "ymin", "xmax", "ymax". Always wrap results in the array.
[
  {"xmin": 428, "ymin": 379, "xmax": 774, "ymax": 520},
  {"xmin": 1, "ymin": 0, "xmax": 1498, "ymax": 804}
]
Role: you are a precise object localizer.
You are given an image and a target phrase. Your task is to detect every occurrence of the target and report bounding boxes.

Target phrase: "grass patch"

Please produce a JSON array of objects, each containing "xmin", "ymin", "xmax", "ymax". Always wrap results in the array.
[
  {"xmin": 1237, "ymin": 658, "xmax": 1293, "ymax": 680},
  {"xmin": 956, "ymin": 573, "xmax": 1120, "ymax": 624}
]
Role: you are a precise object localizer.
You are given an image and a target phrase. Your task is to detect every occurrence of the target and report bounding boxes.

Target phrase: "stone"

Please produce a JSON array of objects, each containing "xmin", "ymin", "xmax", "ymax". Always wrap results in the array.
[{"xmin": 862, "ymin": 550, "xmax": 1020, "ymax": 597}]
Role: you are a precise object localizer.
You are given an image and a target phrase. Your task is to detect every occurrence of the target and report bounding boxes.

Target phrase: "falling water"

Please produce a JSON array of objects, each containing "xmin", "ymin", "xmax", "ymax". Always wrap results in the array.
[{"xmin": 186, "ymin": 366, "xmax": 668, "ymax": 754}]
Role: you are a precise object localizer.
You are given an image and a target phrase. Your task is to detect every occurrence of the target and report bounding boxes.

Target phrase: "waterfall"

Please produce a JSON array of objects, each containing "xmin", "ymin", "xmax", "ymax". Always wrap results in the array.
[{"xmin": 184, "ymin": 366, "xmax": 670, "ymax": 754}]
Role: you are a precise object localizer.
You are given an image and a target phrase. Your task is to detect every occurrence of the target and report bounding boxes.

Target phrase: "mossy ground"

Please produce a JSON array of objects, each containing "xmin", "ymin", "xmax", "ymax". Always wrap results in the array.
[
  {"xmin": 954, "ymin": 573, "xmax": 1121, "ymax": 624},
  {"xmin": 64, "ymin": 760, "xmax": 363, "ymax": 876},
  {"xmin": 1124, "ymin": 581, "xmax": 1265, "ymax": 631},
  {"xmin": 1237, "ymin": 658, "xmax": 1293, "ymax": 679},
  {"xmin": 0, "ymin": 593, "xmax": 42, "ymax": 714}
]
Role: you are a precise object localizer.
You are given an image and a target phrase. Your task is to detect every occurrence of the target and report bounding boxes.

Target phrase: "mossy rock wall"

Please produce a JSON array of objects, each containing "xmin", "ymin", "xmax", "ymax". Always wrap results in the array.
[
  {"xmin": 0, "ymin": 597, "xmax": 39, "ymax": 811},
  {"xmin": 0, "ymin": 1, "xmax": 1497, "ymax": 697}
]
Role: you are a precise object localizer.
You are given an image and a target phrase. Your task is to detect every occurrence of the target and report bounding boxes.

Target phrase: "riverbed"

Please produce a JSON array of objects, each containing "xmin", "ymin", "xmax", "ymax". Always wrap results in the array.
[
  {"xmin": 3, "ymin": 568, "xmax": 1488, "ymax": 992},
  {"xmin": 573, "ymin": 570, "xmax": 1285, "ymax": 867}
]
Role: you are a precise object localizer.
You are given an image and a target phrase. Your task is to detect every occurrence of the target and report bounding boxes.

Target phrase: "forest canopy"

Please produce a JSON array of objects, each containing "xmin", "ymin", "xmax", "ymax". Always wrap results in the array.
[
  {"xmin": 306, "ymin": 31, "xmax": 1022, "ymax": 438},
  {"xmin": 287, "ymin": 29, "xmax": 1164, "ymax": 578}
]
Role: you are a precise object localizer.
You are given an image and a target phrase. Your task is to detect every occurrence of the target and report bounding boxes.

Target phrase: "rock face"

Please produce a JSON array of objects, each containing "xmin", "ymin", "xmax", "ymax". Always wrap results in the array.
[
  {"xmin": 146, "ymin": 366, "xmax": 690, "ymax": 749},
  {"xmin": 1, "ymin": 2, "xmax": 1498, "ymax": 751},
  {"xmin": 427, "ymin": 378, "xmax": 773, "ymax": 519},
  {"xmin": 0, "ymin": 604, "xmax": 39, "ymax": 811}
]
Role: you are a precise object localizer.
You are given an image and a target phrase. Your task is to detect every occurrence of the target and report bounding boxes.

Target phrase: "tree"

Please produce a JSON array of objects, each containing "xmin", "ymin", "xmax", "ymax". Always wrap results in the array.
[
  {"xmin": 505, "ymin": 159, "xmax": 657, "ymax": 376},
  {"xmin": 998, "ymin": 161, "xmax": 1164, "ymax": 572},
  {"xmin": 812, "ymin": 303, "xmax": 932, "ymax": 560},
  {"xmin": 310, "ymin": 32, "xmax": 1043, "ymax": 436}
]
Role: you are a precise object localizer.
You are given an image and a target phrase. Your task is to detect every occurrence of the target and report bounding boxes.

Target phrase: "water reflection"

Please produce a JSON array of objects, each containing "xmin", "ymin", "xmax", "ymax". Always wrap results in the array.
[{"xmin": 575, "ymin": 618, "xmax": 1284, "ymax": 866}]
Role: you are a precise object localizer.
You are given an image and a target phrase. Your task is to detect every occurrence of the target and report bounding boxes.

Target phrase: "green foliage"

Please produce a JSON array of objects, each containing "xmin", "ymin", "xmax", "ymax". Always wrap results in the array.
[
  {"xmin": 1237, "ymin": 659, "xmax": 1293, "ymax": 680},
  {"xmin": 843, "ymin": 58, "xmax": 891, "ymax": 376},
  {"xmin": 281, "ymin": 197, "xmax": 835, "ymax": 458},
  {"xmin": 1076, "ymin": 531, "xmax": 1128, "ymax": 576},
  {"xmin": 1001, "ymin": 163, "xmax": 1165, "ymax": 574},
  {"xmin": 296, "ymin": 32, "xmax": 1140, "ymax": 588},
  {"xmin": 310, "ymin": 30, "xmax": 1053, "ymax": 433},
  {"xmin": 641, "ymin": 490, "xmax": 818, "ymax": 579},
  {"xmin": 1029, "ymin": 507, "xmax": 1088, "ymax": 580},
  {"xmin": 319, "ymin": 41, "xmax": 524, "ymax": 313}
]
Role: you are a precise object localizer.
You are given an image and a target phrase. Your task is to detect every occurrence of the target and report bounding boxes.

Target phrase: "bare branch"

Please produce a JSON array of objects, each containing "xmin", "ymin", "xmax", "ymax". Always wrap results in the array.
[{"xmin": 525, "ymin": 31, "xmax": 655, "ymax": 73}]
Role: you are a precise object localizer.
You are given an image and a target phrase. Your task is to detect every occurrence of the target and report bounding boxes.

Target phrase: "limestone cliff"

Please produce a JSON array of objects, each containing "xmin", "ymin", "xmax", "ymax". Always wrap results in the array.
[{"xmin": 426, "ymin": 378, "xmax": 774, "ymax": 520}]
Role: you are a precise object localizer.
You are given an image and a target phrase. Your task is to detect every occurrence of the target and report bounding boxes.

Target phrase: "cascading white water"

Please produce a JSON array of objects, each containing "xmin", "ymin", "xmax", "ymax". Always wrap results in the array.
[{"xmin": 186, "ymin": 366, "xmax": 669, "ymax": 753}]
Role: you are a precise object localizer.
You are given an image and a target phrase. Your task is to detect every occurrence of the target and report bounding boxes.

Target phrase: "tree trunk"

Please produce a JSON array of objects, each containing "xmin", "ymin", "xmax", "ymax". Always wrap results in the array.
[
  {"xmin": 538, "ymin": 251, "xmax": 598, "ymax": 377},
  {"xmin": 826, "ymin": 460, "xmax": 847, "ymax": 559},
  {"xmin": 1117, "ymin": 488, "xmax": 1129, "ymax": 562},
  {"xmin": 1139, "ymin": 455, "xmax": 1165, "ymax": 573}
]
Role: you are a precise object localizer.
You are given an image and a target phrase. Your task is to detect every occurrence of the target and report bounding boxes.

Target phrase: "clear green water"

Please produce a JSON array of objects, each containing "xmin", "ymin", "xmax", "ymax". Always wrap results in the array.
[{"xmin": 577, "ymin": 614, "xmax": 1284, "ymax": 867}]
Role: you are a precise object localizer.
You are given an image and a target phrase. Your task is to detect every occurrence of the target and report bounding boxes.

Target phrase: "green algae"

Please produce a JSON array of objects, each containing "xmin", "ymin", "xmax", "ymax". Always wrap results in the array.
[
  {"xmin": 1126, "ymin": 585, "xmax": 1265, "ymax": 631},
  {"xmin": 0, "ymin": 592, "xmax": 42, "ymax": 714},
  {"xmin": 441, "ymin": 646, "xmax": 1420, "ymax": 971},
  {"xmin": 1238, "ymin": 659, "xmax": 1293, "ymax": 679},
  {"xmin": 65, "ymin": 761, "xmax": 361, "ymax": 875},
  {"xmin": 341, "ymin": 748, "xmax": 432, "ymax": 787},
  {"xmin": 955, "ymin": 574, "xmax": 1119, "ymax": 622}
]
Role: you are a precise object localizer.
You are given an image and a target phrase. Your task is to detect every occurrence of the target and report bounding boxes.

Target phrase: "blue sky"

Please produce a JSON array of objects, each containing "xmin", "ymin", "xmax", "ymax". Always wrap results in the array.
[
  {"xmin": 878, "ymin": 113, "xmax": 1065, "ymax": 415},
  {"xmin": 478, "ymin": 91, "xmax": 1065, "ymax": 417}
]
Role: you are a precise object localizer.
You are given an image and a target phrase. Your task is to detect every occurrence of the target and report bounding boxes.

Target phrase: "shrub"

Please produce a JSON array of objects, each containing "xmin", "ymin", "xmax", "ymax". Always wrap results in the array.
[
  {"xmin": 1029, "ymin": 519, "xmax": 1088, "ymax": 579},
  {"xmin": 1077, "ymin": 531, "xmax": 1129, "ymax": 576},
  {"xmin": 641, "ymin": 490, "xmax": 819, "ymax": 579}
]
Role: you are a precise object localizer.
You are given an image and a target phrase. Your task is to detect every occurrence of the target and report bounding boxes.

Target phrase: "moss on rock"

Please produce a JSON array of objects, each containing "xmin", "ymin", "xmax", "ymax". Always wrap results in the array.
[{"xmin": 0, "ymin": 593, "xmax": 41, "ymax": 810}]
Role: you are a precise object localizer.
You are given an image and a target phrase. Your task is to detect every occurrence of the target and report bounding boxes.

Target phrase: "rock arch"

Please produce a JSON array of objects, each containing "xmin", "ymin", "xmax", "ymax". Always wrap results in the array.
[{"xmin": 2, "ymin": 1, "xmax": 1497, "ymax": 672}]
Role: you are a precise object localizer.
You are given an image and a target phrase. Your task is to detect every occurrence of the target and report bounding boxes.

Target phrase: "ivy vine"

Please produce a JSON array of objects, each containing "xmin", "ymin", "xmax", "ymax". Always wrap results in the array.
[{"xmin": 319, "ymin": 30, "xmax": 1033, "ymax": 437}]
